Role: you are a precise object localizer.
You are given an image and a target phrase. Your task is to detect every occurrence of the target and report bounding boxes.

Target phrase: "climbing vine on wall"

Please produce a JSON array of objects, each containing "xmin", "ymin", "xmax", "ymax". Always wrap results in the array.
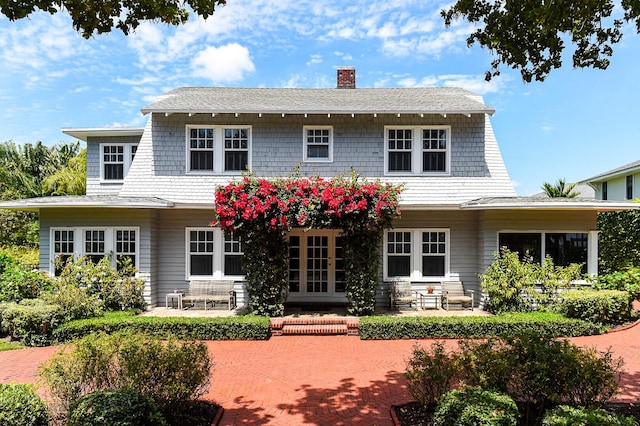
[{"xmin": 213, "ymin": 172, "xmax": 402, "ymax": 316}]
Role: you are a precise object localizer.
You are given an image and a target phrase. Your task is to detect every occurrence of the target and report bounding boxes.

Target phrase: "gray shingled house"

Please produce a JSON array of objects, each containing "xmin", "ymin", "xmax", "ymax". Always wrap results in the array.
[{"xmin": 2, "ymin": 69, "xmax": 634, "ymax": 309}]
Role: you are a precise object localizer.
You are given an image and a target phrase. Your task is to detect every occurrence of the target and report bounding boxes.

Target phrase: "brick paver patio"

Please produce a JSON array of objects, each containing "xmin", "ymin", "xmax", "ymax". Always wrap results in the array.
[{"xmin": 1, "ymin": 317, "xmax": 639, "ymax": 425}]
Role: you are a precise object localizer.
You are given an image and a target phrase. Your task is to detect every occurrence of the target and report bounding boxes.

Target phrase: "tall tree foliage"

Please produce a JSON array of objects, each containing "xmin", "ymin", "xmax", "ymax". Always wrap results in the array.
[
  {"xmin": 0, "ymin": 141, "xmax": 85, "ymax": 248},
  {"xmin": 442, "ymin": 0, "xmax": 640, "ymax": 82},
  {"xmin": 0, "ymin": 0, "xmax": 226, "ymax": 38},
  {"xmin": 541, "ymin": 178, "xmax": 579, "ymax": 198},
  {"xmin": 598, "ymin": 209, "xmax": 640, "ymax": 273}
]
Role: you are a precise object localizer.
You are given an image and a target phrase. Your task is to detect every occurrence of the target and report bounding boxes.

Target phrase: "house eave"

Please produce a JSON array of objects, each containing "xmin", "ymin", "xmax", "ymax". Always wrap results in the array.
[
  {"xmin": 460, "ymin": 197, "xmax": 639, "ymax": 212},
  {"xmin": 0, "ymin": 196, "xmax": 175, "ymax": 211},
  {"xmin": 141, "ymin": 109, "xmax": 494, "ymax": 117},
  {"xmin": 61, "ymin": 127, "xmax": 145, "ymax": 142}
]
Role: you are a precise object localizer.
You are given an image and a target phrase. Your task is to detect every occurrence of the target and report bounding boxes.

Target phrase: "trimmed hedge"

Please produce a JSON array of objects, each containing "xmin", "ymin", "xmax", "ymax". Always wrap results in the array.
[
  {"xmin": 433, "ymin": 388, "xmax": 519, "ymax": 426},
  {"xmin": 0, "ymin": 299, "xmax": 63, "ymax": 346},
  {"xmin": 555, "ymin": 289, "xmax": 634, "ymax": 324},
  {"xmin": 542, "ymin": 405, "xmax": 636, "ymax": 426},
  {"xmin": 68, "ymin": 388, "xmax": 167, "ymax": 426},
  {"xmin": 358, "ymin": 312, "xmax": 606, "ymax": 339},
  {"xmin": 0, "ymin": 383, "xmax": 49, "ymax": 426},
  {"xmin": 52, "ymin": 311, "xmax": 271, "ymax": 342}
]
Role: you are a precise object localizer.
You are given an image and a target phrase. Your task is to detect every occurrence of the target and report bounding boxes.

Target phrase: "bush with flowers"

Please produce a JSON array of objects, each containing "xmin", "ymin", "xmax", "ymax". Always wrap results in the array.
[{"xmin": 213, "ymin": 172, "xmax": 402, "ymax": 316}]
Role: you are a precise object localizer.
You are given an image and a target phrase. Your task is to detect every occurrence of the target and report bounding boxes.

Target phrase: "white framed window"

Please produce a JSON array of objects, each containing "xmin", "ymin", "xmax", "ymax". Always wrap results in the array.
[
  {"xmin": 100, "ymin": 143, "xmax": 138, "ymax": 181},
  {"xmin": 186, "ymin": 126, "xmax": 251, "ymax": 174},
  {"xmin": 384, "ymin": 229, "xmax": 449, "ymax": 280},
  {"xmin": 223, "ymin": 232, "xmax": 244, "ymax": 276},
  {"xmin": 498, "ymin": 231, "xmax": 595, "ymax": 274},
  {"xmin": 303, "ymin": 126, "xmax": 333, "ymax": 162},
  {"xmin": 185, "ymin": 228, "xmax": 244, "ymax": 280},
  {"xmin": 52, "ymin": 229, "xmax": 75, "ymax": 276},
  {"xmin": 50, "ymin": 227, "xmax": 139, "ymax": 276},
  {"xmin": 384, "ymin": 126, "xmax": 450, "ymax": 175}
]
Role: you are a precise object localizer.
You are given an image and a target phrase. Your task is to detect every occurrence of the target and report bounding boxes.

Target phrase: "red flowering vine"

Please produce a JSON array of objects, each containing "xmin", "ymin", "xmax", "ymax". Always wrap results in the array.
[{"xmin": 212, "ymin": 175, "xmax": 402, "ymax": 234}]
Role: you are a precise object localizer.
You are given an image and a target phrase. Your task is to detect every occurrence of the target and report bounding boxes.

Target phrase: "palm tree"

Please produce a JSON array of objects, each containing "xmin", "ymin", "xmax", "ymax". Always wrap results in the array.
[
  {"xmin": 43, "ymin": 148, "xmax": 86, "ymax": 195},
  {"xmin": 541, "ymin": 178, "xmax": 579, "ymax": 198}
]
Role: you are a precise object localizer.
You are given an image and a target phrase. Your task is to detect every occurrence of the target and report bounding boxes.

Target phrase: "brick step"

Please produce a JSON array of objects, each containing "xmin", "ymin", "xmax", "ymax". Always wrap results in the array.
[
  {"xmin": 270, "ymin": 317, "xmax": 359, "ymax": 336},
  {"xmin": 281, "ymin": 324, "xmax": 349, "ymax": 335}
]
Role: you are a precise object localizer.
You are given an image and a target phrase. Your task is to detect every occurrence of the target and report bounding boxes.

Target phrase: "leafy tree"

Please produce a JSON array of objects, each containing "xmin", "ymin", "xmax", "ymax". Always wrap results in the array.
[
  {"xmin": 598, "ymin": 209, "xmax": 640, "ymax": 273},
  {"xmin": 0, "ymin": 140, "xmax": 84, "ymax": 248},
  {"xmin": 541, "ymin": 178, "xmax": 579, "ymax": 198},
  {"xmin": 44, "ymin": 148, "xmax": 86, "ymax": 196},
  {"xmin": 442, "ymin": 0, "xmax": 640, "ymax": 82},
  {"xmin": 0, "ymin": 0, "xmax": 227, "ymax": 39}
]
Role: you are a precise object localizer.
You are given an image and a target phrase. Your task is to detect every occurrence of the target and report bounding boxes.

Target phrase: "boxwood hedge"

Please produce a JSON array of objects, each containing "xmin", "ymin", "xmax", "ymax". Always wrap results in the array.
[
  {"xmin": 358, "ymin": 312, "xmax": 606, "ymax": 339},
  {"xmin": 53, "ymin": 311, "xmax": 271, "ymax": 342}
]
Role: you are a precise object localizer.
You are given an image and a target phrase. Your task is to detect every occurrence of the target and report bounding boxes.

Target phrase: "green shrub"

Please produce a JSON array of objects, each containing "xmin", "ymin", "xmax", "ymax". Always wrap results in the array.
[
  {"xmin": 0, "ymin": 383, "xmax": 49, "ymax": 426},
  {"xmin": 593, "ymin": 267, "xmax": 640, "ymax": 301},
  {"xmin": 0, "ymin": 299, "xmax": 62, "ymax": 346},
  {"xmin": 405, "ymin": 341, "xmax": 461, "ymax": 409},
  {"xmin": 458, "ymin": 333, "xmax": 624, "ymax": 422},
  {"xmin": 433, "ymin": 387, "xmax": 519, "ymax": 426},
  {"xmin": 41, "ymin": 278, "xmax": 103, "ymax": 323},
  {"xmin": 54, "ymin": 256, "xmax": 145, "ymax": 312},
  {"xmin": 0, "ymin": 247, "xmax": 40, "ymax": 270},
  {"xmin": 541, "ymin": 405, "xmax": 636, "ymax": 426},
  {"xmin": 52, "ymin": 312, "xmax": 271, "ymax": 342},
  {"xmin": 68, "ymin": 387, "xmax": 167, "ymax": 426},
  {"xmin": 40, "ymin": 331, "xmax": 212, "ymax": 422},
  {"xmin": 358, "ymin": 312, "xmax": 605, "ymax": 340},
  {"xmin": 479, "ymin": 250, "xmax": 582, "ymax": 314},
  {"xmin": 555, "ymin": 289, "xmax": 633, "ymax": 324},
  {"xmin": 0, "ymin": 253, "xmax": 51, "ymax": 303}
]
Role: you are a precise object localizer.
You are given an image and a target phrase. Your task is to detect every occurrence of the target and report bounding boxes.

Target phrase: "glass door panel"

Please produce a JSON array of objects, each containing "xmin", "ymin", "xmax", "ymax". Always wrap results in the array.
[{"xmin": 306, "ymin": 235, "xmax": 328, "ymax": 293}]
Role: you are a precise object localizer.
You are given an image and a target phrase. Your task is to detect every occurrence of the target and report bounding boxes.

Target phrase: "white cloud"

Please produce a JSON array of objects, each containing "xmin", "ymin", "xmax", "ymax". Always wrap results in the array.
[
  {"xmin": 191, "ymin": 44, "xmax": 255, "ymax": 83},
  {"xmin": 307, "ymin": 54, "xmax": 323, "ymax": 66}
]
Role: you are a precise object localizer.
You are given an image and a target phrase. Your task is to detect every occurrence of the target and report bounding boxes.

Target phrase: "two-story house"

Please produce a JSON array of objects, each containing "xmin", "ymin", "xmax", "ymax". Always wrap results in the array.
[
  {"xmin": 581, "ymin": 160, "xmax": 640, "ymax": 201},
  {"xmin": 2, "ymin": 68, "xmax": 635, "ymax": 308}
]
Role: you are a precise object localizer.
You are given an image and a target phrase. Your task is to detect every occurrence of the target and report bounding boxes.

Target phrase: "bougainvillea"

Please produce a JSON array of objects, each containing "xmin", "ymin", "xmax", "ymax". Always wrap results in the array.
[{"xmin": 212, "ymin": 173, "xmax": 402, "ymax": 316}]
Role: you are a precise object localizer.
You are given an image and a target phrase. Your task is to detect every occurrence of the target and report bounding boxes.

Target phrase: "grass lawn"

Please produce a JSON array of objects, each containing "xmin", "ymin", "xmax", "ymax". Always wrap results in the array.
[{"xmin": 0, "ymin": 340, "xmax": 24, "ymax": 351}]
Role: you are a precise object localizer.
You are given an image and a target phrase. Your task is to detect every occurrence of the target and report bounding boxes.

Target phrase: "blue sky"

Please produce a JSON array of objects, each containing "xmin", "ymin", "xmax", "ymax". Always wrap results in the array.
[{"xmin": 1, "ymin": 0, "xmax": 638, "ymax": 196}]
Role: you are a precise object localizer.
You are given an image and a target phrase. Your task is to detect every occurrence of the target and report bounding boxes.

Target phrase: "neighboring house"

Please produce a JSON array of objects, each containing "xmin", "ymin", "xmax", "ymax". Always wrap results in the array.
[
  {"xmin": 1, "ymin": 68, "xmax": 636, "ymax": 308},
  {"xmin": 581, "ymin": 160, "xmax": 640, "ymax": 201}
]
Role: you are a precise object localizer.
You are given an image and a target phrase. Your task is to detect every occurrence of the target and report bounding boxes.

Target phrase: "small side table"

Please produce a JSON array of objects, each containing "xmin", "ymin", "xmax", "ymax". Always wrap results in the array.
[
  {"xmin": 419, "ymin": 293, "xmax": 440, "ymax": 310},
  {"xmin": 166, "ymin": 292, "xmax": 184, "ymax": 310}
]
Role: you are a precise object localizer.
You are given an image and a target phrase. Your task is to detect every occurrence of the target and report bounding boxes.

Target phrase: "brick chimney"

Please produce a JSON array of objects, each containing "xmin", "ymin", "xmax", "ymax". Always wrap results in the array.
[{"xmin": 337, "ymin": 66, "xmax": 356, "ymax": 89}]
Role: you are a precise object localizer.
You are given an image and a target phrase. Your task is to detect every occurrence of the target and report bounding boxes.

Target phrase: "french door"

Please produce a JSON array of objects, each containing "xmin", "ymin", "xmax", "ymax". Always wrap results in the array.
[{"xmin": 288, "ymin": 230, "xmax": 345, "ymax": 299}]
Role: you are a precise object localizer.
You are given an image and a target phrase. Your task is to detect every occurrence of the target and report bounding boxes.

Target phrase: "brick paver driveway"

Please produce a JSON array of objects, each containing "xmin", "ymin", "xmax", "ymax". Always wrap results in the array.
[{"xmin": 2, "ymin": 323, "xmax": 640, "ymax": 425}]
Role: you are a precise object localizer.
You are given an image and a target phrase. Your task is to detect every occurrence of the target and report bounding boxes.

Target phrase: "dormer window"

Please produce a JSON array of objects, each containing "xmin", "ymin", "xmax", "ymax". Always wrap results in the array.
[
  {"xmin": 385, "ymin": 126, "xmax": 450, "ymax": 175},
  {"xmin": 101, "ymin": 143, "xmax": 138, "ymax": 181},
  {"xmin": 187, "ymin": 125, "xmax": 251, "ymax": 173}
]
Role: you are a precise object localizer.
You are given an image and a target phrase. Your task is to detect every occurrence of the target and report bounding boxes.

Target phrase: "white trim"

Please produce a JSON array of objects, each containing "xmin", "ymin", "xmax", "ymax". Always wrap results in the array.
[
  {"xmin": 383, "ymin": 228, "xmax": 450, "ymax": 281},
  {"xmin": 49, "ymin": 226, "xmax": 140, "ymax": 276},
  {"xmin": 185, "ymin": 125, "xmax": 252, "ymax": 175},
  {"xmin": 384, "ymin": 125, "xmax": 451, "ymax": 176},
  {"xmin": 302, "ymin": 125, "xmax": 333, "ymax": 163},
  {"xmin": 99, "ymin": 143, "xmax": 138, "ymax": 182}
]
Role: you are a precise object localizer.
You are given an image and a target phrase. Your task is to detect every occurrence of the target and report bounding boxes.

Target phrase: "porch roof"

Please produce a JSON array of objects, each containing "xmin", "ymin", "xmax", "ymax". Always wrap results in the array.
[
  {"xmin": 0, "ymin": 195, "xmax": 174, "ymax": 212},
  {"xmin": 460, "ymin": 196, "xmax": 640, "ymax": 212}
]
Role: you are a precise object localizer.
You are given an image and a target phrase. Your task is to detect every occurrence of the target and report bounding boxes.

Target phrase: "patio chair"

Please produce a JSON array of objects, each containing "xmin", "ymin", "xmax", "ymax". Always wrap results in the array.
[
  {"xmin": 441, "ymin": 281, "xmax": 474, "ymax": 311},
  {"xmin": 388, "ymin": 281, "xmax": 419, "ymax": 310}
]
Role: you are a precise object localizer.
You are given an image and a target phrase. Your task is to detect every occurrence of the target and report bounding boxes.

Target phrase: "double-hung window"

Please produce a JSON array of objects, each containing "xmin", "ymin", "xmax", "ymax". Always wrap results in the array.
[
  {"xmin": 384, "ymin": 229, "xmax": 449, "ymax": 280},
  {"xmin": 385, "ymin": 126, "xmax": 450, "ymax": 174},
  {"xmin": 187, "ymin": 126, "xmax": 251, "ymax": 173},
  {"xmin": 53, "ymin": 229, "xmax": 75, "ymax": 276},
  {"xmin": 303, "ymin": 126, "xmax": 333, "ymax": 162},
  {"xmin": 186, "ymin": 228, "xmax": 244, "ymax": 279},
  {"xmin": 101, "ymin": 143, "xmax": 138, "ymax": 181},
  {"xmin": 50, "ymin": 227, "xmax": 139, "ymax": 276}
]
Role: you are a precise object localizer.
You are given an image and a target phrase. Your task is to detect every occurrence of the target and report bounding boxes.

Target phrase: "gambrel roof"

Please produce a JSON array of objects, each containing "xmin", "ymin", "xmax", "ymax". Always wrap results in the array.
[{"xmin": 141, "ymin": 87, "xmax": 495, "ymax": 116}]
